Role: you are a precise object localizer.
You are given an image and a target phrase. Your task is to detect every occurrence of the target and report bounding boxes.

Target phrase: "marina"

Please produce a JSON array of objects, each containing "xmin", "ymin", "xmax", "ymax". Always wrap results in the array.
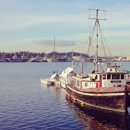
[
  {"xmin": 0, "ymin": 62, "xmax": 130, "ymax": 129},
  {"xmin": 0, "ymin": 0, "xmax": 130, "ymax": 129}
]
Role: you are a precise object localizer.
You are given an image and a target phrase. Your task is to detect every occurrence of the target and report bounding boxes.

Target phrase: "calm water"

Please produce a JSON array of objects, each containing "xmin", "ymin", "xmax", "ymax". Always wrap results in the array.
[{"xmin": 0, "ymin": 62, "xmax": 130, "ymax": 130}]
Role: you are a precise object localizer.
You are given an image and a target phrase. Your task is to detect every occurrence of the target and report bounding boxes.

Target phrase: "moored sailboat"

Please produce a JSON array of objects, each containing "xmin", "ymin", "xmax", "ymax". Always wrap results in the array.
[
  {"xmin": 41, "ymin": 36, "xmax": 60, "ymax": 86},
  {"xmin": 66, "ymin": 9, "xmax": 130, "ymax": 114}
]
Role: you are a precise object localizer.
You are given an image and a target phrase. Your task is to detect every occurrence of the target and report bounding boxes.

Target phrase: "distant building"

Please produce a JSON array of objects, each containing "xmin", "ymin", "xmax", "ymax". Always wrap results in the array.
[
  {"xmin": 72, "ymin": 56, "xmax": 80, "ymax": 61},
  {"xmin": 57, "ymin": 58, "xmax": 67, "ymax": 62},
  {"xmin": 21, "ymin": 55, "xmax": 28, "ymax": 62}
]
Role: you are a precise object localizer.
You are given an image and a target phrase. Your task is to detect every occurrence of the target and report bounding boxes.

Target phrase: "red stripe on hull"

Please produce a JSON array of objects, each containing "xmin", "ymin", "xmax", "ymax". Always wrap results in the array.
[{"xmin": 96, "ymin": 83, "xmax": 98, "ymax": 88}]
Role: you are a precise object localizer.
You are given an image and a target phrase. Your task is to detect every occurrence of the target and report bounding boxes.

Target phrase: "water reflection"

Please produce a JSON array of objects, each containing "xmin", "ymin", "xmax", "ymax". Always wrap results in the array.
[
  {"xmin": 127, "ymin": 107, "xmax": 130, "ymax": 115},
  {"xmin": 40, "ymin": 84, "xmax": 130, "ymax": 130},
  {"xmin": 67, "ymin": 101, "xmax": 130, "ymax": 130}
]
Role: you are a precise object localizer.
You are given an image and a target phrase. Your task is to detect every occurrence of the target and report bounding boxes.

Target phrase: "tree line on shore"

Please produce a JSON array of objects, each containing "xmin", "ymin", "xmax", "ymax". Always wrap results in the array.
[{"xmin": 0, "ymin": 51, "xmax": 89, "ymax": 61}]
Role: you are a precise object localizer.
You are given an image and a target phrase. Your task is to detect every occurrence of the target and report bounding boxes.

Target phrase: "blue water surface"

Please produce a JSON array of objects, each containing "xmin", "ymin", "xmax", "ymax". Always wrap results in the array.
[{"xmin": 0, "ymin": 62, "xmax": 130, "ymax": 130}]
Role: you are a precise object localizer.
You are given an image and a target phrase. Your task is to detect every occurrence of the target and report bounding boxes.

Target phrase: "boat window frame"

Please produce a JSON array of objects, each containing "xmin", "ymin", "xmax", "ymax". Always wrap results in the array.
[
  {"xmin": 112, "ymin": 74, "xmax": 120, "ymax": 79},
  {"xmin": 85, "ymin": 82, "xmax": 88, "ymax": 87},
  {"xmin": 107, "ymin": 74, "xmax": 111, "ymax": 80},
  {"xmin": 121, "ymin": 74, "xmax": 125, "ymax": 79},
  {"xmin": 74, "ymin": 79, "xmax": 76, "ymax": 86},
  {"xmin": 77, "ymin": 80, "xmax": 79, "ymax": 86},
  {"xmin": 103, "ymin": 74, "xmax": 106, "ymax": 79},
  {"xmin": 95, "ymin": 75, "xmax": 97, "ymax": 79}
]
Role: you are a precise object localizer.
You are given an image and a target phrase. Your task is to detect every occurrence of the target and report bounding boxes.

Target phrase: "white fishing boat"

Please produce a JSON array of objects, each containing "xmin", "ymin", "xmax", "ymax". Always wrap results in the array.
[
  {"xmin": 59, "ymin": 66, "xmax": 76, "ymax": 88},
  {"xmin": 66, "ymin": 9, "xmax": 130, "ymax": 115},
  {"xmin": 126, "ymin": 70, "xmax": 130, "ymax": 84}
]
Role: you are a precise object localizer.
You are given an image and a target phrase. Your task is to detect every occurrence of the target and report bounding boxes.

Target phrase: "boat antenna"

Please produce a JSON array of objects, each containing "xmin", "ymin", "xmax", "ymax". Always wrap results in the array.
[{"xmin": 88, "ymin": 9, "xmax": 107, "ymax": 72}]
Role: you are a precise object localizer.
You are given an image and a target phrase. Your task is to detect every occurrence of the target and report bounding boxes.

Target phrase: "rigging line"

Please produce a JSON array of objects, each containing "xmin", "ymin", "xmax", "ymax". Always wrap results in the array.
[
  {"xmin": 98, "ymin": 23, "xmax": 113, "ymax": 62},
  {"xmin": 85, "ymin": 10, "xmax": 95, "ymax": 72},
  {"xmin": 85, "ymin": 21, "xmax": 97, "ymax": 73},
  {"xmin": 90, "ymin": 21, "xmax": 98, "ymax": 61},
  {"xmin": 88, "ymin": 9, "xmax": 95, "ymax": 40},
  {"xmin": 84, "ymin": 21, "xmax": 96, "ymax": 73},
  {"xmin": 88, "ymin": 10, "xmax": 91, "ymax": 34},
  {"xmin": 87, "ymin": 20, "xmax": 96, "ymax": 57},
  {"xmin": 98, "ymin": 22, "xmax": 107, "ymax": 59},
  {"xmin": 88, "ymin": 19, "xmax": 93, "ymax": 34}
]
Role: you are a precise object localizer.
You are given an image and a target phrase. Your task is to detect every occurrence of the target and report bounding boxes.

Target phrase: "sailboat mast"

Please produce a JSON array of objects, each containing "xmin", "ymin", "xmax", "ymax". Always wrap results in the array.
[
  {"xmin": 53, "ymin": 36, "xmax": 55, "ymax": 73},
  {"xmin": 54, "ymin": 36, "xmax": 55, "ymax": 62}
]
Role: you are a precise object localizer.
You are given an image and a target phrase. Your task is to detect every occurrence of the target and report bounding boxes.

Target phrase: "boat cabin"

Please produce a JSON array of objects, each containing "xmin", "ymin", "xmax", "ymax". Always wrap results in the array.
[
  {"xmin": 70, "ymin": 62, "xmax": 127, "ymax": 89},
  {"xmin": 72, "ymin": 72, "xmax": 126, "ymax": 89}
]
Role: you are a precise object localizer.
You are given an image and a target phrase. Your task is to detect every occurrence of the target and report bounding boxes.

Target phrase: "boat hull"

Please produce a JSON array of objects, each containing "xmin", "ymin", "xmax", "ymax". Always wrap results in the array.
[
  {"xmin": 66, "ymin": 85, "xmax": 130, "ymax": 114},
  {"xmin": 41, "ymin": 78, "xmax": 53, "ymax": 86},
  {"xmin": 41, "ymin": 78, "xmax": 60, "ymax": 86},
  {"xmin": 59, "ymin": 78, "xmax": 66, "ymax": 88}
]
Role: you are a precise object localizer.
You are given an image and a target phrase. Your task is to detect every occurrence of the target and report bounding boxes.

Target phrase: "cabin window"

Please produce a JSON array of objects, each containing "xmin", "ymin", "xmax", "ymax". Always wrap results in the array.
[
  {"xmin": 112, "ymin": 74, "xmax": 120, "ymax": 79},
  {"xmin": 77, "ymin": 80, "xmax": 79, "ymax": 86},
  {"xmin": 74, "ymin": 79, "xmax": 76, "ymax": 85},
  {"xmin": 107, "ymin": 74, "xmax": 111, "ymax": 79},
  {"xmin": 103, "ymin": 74, "xmax": 106, "ymax": 79},
  {"xmin": 85, "ymin": 82, "xmax": 88, "ymax": 87},
  {"xmin": 121, "ymin": 74, "xmax": 124, "ymax": 79}
]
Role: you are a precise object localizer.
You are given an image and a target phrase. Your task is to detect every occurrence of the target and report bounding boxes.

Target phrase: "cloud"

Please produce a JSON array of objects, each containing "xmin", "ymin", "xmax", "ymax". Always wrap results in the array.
[
  {"xmin": 0, "ymin": 2, "xmax": 130, "ymax": 33},
  {"xmin": 0, "ymin": 13, "xmax": 89, "ymax": 30},
  {"xmin": 0, "ymin": 0, "xmax": 130, "ymax": 56},
  {"xmin": 26, "ymin": 38, "xmax": 76, "ymax": 46}
]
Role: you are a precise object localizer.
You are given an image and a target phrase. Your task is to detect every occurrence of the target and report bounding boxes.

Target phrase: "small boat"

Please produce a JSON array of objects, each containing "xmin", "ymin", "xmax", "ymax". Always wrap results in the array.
[
  {"xmin": 41, "ymin": 36, "xmax": 60, "ymax": 86},
  {"xmin": 41, "ymin": 73, "xmax": 60, "ymax": 86},
  {"xmin": 66, "ymin": 9, "xmax": 130, "ymax": 115},
  {"xmin": 59, "ymin": 66, "xmax": 76, "ymax": 88},
  {"xmin": 41, "ymin": 78, "xmax": 52, "ymax": 86}
]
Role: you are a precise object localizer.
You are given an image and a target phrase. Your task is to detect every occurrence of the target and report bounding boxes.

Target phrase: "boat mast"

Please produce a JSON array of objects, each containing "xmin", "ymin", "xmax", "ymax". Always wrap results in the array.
[
  {"xmin": 95, "ymin": 9, "xmax": 99, "ymax": 73},
  {"xmin": 88, "ymin": 9, "xmax": 106, "ymax": 72}
]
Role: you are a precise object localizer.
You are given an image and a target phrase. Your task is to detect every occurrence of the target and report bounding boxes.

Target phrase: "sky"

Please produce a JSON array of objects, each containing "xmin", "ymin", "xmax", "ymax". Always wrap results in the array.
[{"xmin": 0, "ymin": 0, "xmax": 130, "ymax": 56}]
